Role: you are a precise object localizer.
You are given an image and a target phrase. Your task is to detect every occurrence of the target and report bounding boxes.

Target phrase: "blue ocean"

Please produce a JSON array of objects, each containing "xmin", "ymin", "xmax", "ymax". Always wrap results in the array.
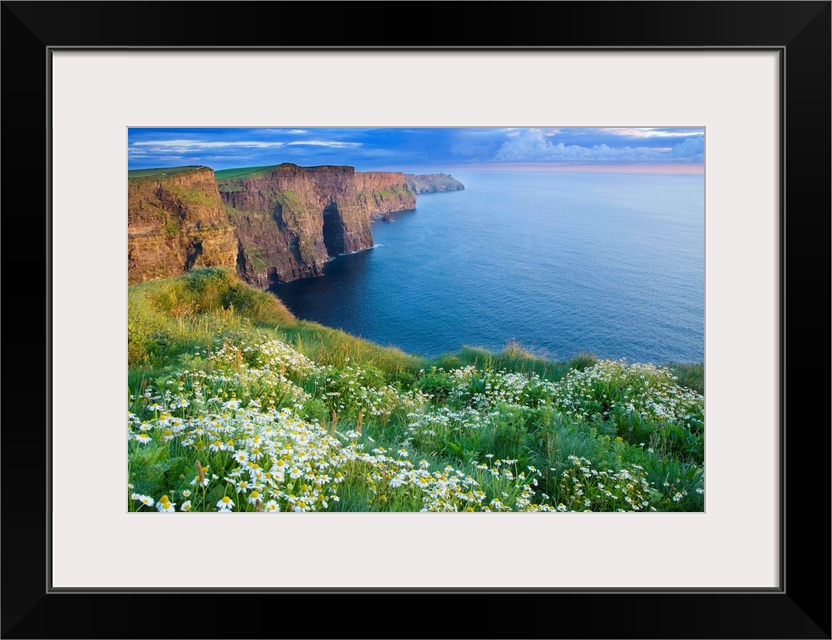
[{"xmin": 274, "ymin": 170, "xmax": 704, "ymax": 364}]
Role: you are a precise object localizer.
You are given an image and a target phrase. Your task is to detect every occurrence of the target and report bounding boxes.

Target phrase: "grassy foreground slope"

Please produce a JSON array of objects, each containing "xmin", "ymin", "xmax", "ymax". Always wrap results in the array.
[{"xmin": 128, "ymin": 268, "xmax": 704, "ymax": 513}]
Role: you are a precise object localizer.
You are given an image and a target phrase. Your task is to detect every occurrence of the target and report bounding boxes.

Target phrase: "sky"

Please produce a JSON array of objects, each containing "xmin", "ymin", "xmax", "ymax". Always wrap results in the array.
[{"xmin": 128, "ymin": 127, "xmax": 705, "ymax": 174}]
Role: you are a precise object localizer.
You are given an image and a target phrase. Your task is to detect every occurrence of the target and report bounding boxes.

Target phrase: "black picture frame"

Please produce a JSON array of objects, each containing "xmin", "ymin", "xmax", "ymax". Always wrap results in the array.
[{"xmin": 2, "ymin": 2, "xmax": 829, "ymax": 638}]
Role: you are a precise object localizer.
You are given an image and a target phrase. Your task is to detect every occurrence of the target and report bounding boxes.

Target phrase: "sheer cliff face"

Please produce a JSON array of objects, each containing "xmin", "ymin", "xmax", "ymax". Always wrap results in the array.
[
  {"xmin": 128, "ymin": 167, "xmax": 238, "ymax": 285},
  {"xmin": 127, "ymin": 163, "xmax": 418, "ymax": 289},
  {"xmin": 219, "ymin": 164, "xmax": 415, "ymax": 288}
]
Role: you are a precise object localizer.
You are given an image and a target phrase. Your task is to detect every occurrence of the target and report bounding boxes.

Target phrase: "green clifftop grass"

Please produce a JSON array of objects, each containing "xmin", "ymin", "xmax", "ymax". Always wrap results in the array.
[
  {"xmin": 128, "ymin": 166, "xmax": 209, "ymax": 182},
  {"xmin": 213, "ymin": 165, "xmax": 278, "ymax": 181},
  {"xmin": 129, "ymin": 267, "xmax": 420, "ymax": 376}
]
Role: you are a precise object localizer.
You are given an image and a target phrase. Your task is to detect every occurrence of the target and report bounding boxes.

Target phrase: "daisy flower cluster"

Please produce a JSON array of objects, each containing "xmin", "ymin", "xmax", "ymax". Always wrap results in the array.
[
  {"xmin": 556, "ymin": 455, "xmax": 658, "ymax": 512},
  {"xmin": 127, "ymin": 339, "xmax": 428, "ymax": 512},
  {"xmin": 196, "ymin": 340, "xmax": 315, "ymax": 408},
  {"xmin": 317, "ymin": 362, "xmax": 425, "ymax": 421},
  {"xmin": 128, "ymin": 335, "xmax": 703, "ymax": 513},
  {"xmin": 243, "ymin": 338, "xmax": 321, "ymax": 379},
  {"xmin": 447, "ymin": 366, "xmax": 547, "ymax": 410},
  {"xmin": 549, "ymin": 360, "xmax": 704, "ymax": 430},
  {"xmin": 131, "ymin": 389, "xmax": 346, "ymax": 511},
  {"xmin": 404, "ymin": 406, "xmax": 489, "ymax": 451},
  {"xmin": 212, "ymin": 406, "xmax": 347, "ymax": 512},
  {"xmin": 469, "ymin": 458, "xmax": 554, "ymax": 512},
  {"xmin": 337, "ymin": 448, "xmax": 553, "ymax": 512}
]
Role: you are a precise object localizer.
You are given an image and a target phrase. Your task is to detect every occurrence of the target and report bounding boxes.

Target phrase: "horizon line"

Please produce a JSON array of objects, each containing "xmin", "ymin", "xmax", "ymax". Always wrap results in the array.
[{"xmin": 128, "ymin": 161, "xmax": 705, "ymax": 176}]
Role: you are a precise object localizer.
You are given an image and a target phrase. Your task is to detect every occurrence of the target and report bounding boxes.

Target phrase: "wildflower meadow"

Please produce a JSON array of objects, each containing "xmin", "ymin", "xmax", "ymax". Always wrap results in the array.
[{"xmin": 128, "ymin": 269, "xmax": 704, "ymax": 513}]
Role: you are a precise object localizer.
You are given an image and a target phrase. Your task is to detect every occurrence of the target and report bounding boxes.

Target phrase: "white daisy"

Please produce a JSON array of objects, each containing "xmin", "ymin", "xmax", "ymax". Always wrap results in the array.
[
  {"xmin": 132, "ymin": 493, "xmax": 152, "ymax": 507},
  {"xmin": 156, "ymin": 496, "xmax": 176, "ymax": 512}
]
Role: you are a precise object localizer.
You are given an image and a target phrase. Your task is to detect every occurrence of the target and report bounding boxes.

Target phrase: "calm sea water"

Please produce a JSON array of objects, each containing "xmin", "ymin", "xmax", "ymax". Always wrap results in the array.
[{"xmin": 274, "ymin": 170, "xmax": 704, "ymax": 364}]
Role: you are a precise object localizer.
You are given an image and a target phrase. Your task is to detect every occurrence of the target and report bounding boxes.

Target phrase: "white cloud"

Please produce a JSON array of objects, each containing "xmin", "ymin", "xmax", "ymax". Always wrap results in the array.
[
  {"xmin": 671, "ymin": 137, "xmax": 705, "ymax": 161},
  {"xmin": 130, "ymin": 139, "xmax": 286, "ymax": 152},
  {"xmin": 286, "ymin": 140, "xmax": 362, "ymax": 148},
  {"xmin": 607, "ymin": 128, "xmax": 705, "ymax": 139},
  {"xmin": 493, "ymin": 129, "xmax": 704, "ymax": 163},
  {"xmin": 202, "ymin": 154, "xmax": 257, "ymax": 161}
]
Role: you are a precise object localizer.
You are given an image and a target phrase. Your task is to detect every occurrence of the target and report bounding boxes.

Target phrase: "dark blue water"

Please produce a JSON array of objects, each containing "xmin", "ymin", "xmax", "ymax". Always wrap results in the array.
[{"xmin": 274, "ymin": 170, "xmax": 704, "ymax": 364}]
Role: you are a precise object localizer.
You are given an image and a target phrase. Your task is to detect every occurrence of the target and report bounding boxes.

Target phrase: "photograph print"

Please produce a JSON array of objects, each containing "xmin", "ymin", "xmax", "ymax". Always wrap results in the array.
[{"xmin": 127, "ymin": 126, "xmax": 705, "ymax": 514}]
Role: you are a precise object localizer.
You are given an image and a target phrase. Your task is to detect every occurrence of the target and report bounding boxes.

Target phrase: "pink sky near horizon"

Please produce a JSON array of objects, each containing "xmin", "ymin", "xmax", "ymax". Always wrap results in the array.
[{"xmin": 449, "ymin": 162, "xmax": 704, "ymax": 176}]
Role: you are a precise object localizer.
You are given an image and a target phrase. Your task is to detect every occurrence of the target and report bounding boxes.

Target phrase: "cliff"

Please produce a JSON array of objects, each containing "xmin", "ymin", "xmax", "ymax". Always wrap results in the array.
[
  {"xmin": 128, "ymin": 167, "xmax": 238, "ymax": 285},
  {"xmin": 404, "ymin": 173, "xmax": 465, "ymax": 193},
  {"xmin": 217, "ymin": 164, "xmax": 415, "ymax": 288},
  {"xmin": 126, "ymin": 165, "xmax": 459, "ymax": 289}
]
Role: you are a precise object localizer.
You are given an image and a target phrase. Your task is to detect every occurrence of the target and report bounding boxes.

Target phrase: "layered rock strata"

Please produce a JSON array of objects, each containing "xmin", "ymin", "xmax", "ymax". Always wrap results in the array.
[
  {"xmin": 218, "ymin": 164, "xmax": 415, "ymax": 288},
  {"xmin": 128, "ymin": 166, "xmax": 238, "ymax": 285},
  {"xmin": 128, "ymin": 164, "xmax": 465, "ymax": 288}
]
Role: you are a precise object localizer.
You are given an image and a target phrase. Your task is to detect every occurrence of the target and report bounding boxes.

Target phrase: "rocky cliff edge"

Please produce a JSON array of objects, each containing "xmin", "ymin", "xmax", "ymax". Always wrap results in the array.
[
  {"xmin": 128, "ymin": 164, "xmax": 465, "ymax": 288},
  {"xmin": 128, "ymin": 166, "xmax": 238, "ymax": 285}
]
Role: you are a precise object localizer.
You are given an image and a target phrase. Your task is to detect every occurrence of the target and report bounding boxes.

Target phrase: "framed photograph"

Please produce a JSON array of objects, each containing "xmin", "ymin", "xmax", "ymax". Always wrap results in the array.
[{"xmin": 3, "ymin": 2, "xmax": 829, "ymax": 638}]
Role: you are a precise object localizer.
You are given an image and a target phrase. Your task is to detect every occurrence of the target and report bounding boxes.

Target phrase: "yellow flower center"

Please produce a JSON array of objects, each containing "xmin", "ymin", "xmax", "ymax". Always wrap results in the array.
[
  {"xmin": 221, "ymin": 496, "xmax": 231, "ymax": 504},
  {"xmin": 250, "ymin": 491, "xmax": 260, "ymax": 499}
]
